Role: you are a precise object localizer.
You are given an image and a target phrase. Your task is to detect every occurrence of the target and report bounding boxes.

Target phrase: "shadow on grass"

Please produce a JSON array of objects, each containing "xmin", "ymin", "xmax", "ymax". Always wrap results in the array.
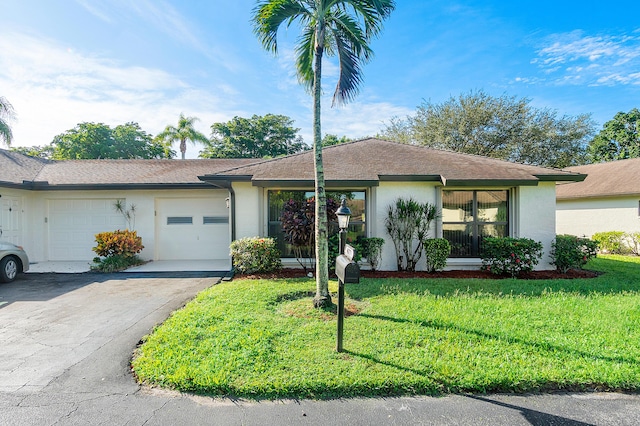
[
  {"xmin": 356, "ymin": 313, "xmax": 640, "ymax": 367},
  {"xmin": 347, "ymin": 257, "xmax": 640, "ymax": 300}
]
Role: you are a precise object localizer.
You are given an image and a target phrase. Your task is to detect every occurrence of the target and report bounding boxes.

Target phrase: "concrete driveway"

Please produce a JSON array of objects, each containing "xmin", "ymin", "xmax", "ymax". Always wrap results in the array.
[{"xmin": 1, "ymin": 272, "xmax": 640, "ymax": 425}]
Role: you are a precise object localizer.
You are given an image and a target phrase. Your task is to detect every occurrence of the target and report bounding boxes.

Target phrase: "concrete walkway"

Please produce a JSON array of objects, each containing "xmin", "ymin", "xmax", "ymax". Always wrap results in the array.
[
  {"xmin": 27, "ymin": 259, "xmax": 232, "ymax": 274},
  {"xmin": 1, "ymin": 273, "xmax": 639, "ymax": 425}
]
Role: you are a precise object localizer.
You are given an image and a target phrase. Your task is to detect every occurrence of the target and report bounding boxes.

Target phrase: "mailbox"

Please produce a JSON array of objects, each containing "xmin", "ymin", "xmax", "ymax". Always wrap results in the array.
[{"xmin": 335, "ymin": 254, "xmax": 360, "ymax": 284}]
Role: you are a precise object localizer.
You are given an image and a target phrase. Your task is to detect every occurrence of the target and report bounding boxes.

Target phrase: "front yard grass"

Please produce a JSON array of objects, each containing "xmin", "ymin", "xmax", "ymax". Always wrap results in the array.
[{"xmin": 132, "ymin": 255, "xmax": 640, "ymax": 399}]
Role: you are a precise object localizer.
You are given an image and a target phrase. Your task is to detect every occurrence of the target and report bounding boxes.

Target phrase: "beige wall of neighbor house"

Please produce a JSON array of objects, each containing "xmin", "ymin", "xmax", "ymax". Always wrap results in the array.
[{"xmin": 557, "ymin": 196, "xmax": 640, "ymax": 238}]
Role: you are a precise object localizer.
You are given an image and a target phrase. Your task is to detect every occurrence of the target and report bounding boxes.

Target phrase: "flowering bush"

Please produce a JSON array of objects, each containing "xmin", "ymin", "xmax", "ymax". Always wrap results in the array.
[
  {"xmin": 481, "ymin": 237, "xmax": 543, "ymax": 278},
  {"xmin": 550, "ymin": 234, "xmax": 598, "ymax": 273},
  {"xmin": 230, "ymin": 237, "xmax": 281, "ymax": 274},
  {"xmin": 423, "ymin": 238, "xmax": 451, "ymax": 272},
  {"xmin": 93, "ymin": 230, "xmax": 144, "ymax": 258}
]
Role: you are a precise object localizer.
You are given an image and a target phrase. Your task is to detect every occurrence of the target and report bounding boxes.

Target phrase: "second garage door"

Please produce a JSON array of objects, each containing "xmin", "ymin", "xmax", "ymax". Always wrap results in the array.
[{"xmin": 155, "ymin": 196, "xmax": 230, "ymax": 261}]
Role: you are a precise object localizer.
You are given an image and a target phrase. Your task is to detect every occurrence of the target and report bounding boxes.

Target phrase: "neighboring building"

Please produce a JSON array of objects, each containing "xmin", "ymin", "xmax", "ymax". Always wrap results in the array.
[
  {"xmin": 556, "ymin": 158, "xmax": 640, "ymax": 238},
  {"xmin": 1, "ymin": 139, "xmax": 585, "ymax": 270}
]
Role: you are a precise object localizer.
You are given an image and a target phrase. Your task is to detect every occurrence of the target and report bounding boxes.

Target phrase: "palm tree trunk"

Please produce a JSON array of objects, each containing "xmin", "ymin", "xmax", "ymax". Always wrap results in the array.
[
  {"xmin": 312, "ymin": 24, "xmax": 331, "ymax": 309},
  {"xmin": 180, "ymin": 138, "xmax": 186, "ymax": 160}
]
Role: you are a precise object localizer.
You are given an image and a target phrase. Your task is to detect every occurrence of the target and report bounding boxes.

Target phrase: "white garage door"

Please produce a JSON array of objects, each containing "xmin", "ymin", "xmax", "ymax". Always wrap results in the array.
[
  {"xmin": 48, "ymin": 199, "xmax": 125, "ymax": 261},
  {"xmin": 155, "ymin": 196, "xmax": 230, "ymax": 261}
]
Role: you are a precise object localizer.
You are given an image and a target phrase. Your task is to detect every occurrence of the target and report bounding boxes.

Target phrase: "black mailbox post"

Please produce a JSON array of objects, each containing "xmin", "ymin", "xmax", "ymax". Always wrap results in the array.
[{"xmin": 335, "ymin": 248, "xmax": 360, "ymax": 352}]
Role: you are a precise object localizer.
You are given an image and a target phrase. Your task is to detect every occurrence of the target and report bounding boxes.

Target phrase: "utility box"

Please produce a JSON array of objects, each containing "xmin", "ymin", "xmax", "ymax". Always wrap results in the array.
[{"xmin": 335, "ymin": 254, "xmax": 360, "ymax": 284}]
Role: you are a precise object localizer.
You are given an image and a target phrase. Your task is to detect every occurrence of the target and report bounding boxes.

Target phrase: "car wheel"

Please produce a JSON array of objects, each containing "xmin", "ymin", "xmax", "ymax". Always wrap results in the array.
[{"xmin": 0, "ymin": 256, "xmax": 19, "ymax": 283}]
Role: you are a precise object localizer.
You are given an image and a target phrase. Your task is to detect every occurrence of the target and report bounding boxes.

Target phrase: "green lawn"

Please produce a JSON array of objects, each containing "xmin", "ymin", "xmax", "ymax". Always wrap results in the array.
[{"xmin": 132, "ymin": 255, "xmax": 640, "ymax": 399}]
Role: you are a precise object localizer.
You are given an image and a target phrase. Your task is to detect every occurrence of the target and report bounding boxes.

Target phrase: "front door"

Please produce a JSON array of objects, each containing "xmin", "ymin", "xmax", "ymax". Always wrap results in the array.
[{"xmin": 0, "ymin": 195, "xmax": 22, "ymax": 245}]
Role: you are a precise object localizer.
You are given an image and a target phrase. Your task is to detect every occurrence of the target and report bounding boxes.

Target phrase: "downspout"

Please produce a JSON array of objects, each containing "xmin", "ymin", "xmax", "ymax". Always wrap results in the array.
[{"xmin": 228, "ymin": 184, "xmax": 236, "ymax": 242}]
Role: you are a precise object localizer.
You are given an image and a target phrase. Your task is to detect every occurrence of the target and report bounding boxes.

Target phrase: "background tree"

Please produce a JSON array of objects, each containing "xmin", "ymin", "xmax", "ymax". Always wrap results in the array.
[
  {"xmin": 49, "ymin": 122, "xmax": 174, "ymax": 159},
  {"xmin": 588, "ymin": 108, "xmax": 640, "ymax": 162},
  {"xmin": 321, "ymin": 134, "xmax": 352, "ymax": 147},
  {"xmin": 0, "ymin": 96, "xmax": 16, "ymax": 147},
  {"xmin": 253, "ymin": 0, "xmax": 395, "ymax": 308},
  {"xmin": 200, "ymin": 114, "xmax": 308, "ymax": 158},
  {"xmin": 155, "ymin": 113, "xmax": 208, "ymax": 160},
  {"xmin": 382, "ymin": 90, "xmax": 595, "ymax": 168},
  {"xmin": 10, "ymin": 145, "xmax": 56, "ymax": 159}
]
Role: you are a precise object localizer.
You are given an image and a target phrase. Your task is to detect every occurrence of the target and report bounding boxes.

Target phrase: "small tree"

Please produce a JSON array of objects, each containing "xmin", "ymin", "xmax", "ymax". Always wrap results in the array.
[
  {"xmin": 280, "ymin": 197, "xmax": 339, "ymax": 273},
  {"xmin": 385, "ymin": 198, "xmax": 438, "ymax": 271}
]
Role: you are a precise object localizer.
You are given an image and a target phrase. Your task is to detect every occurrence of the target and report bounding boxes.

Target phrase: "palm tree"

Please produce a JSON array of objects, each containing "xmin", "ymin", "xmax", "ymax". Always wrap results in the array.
[
  {"xmin": 156, "ymin": 113, "xmax": 208, "ymax": 159},
  {"xmin": 253, "ymin": 0, "xmax": 395, "ymax": 308},
  {"xmin": 0, "ymin": 96, "xmax": 16, "ymax": 146}
]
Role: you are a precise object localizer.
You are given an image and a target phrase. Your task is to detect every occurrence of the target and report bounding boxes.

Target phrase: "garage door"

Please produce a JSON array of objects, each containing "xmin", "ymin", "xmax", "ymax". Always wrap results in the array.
[
  {"xmin": 48, "ymin": 199, "xmax": 125, "ymax": 261},
  {"xmin": 155, "ymin": 196, "xmax": 229, "ymax": 261}
]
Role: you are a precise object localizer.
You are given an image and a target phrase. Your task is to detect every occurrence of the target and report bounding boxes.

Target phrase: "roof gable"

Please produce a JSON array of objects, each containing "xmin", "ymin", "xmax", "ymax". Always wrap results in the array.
[{"xmin": 202, "ymin": 138, "xmax": 585, "ymax": 187}]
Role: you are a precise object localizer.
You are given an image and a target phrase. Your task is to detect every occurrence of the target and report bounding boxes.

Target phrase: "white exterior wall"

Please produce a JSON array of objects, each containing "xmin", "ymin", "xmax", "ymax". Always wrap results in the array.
[
  {"xmin": 232, "ymin": 181, "xmax": 262, "ymax": 240},
  {"xmin": 373, "ymin": 182, "xmax": 439, "ymax": 271},
  {"xmin": 1, "ymin": 188, "xmax": 228, "ymax": 263},
  {"xmin": 516, "ymin": 182, "xmax": 557, "ymax": 270},
  {"xmin": 556, "ymin": 196, "xmax": 640, "ymax": 238}
]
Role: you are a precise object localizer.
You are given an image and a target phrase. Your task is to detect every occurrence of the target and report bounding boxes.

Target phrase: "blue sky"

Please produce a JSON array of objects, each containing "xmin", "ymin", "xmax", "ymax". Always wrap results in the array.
[{"xmin": 1, "ymin": 0, "xmax": 639, "ymax": 158}]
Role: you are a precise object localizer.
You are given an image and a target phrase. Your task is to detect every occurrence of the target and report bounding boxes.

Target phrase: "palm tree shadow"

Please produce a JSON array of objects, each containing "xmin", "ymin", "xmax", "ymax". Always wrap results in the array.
[{"xmin": 466, "ymin": 395, "xmax": 595, "ymax": 426}]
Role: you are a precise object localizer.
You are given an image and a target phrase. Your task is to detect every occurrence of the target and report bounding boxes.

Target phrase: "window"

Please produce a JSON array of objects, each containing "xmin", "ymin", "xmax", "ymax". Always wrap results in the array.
[
  {"xmin": 442, "ymin": 190, "xmax": 509, "ymax": 257},
  {"xmin": 268, "ymin": 190, "xmax": 366, "ymax": 257}
]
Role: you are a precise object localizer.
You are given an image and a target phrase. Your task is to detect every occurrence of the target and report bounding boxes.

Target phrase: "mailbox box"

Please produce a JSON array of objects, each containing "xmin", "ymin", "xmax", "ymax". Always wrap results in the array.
[{"xmin": 335, "ymin": 254, "xmax": 360, "ymax": 284}]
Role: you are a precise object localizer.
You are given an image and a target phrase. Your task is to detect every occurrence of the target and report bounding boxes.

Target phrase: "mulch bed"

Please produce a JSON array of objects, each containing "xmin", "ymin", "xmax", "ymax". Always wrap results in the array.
[{"xmin": 237, "ymin": 268, "xmax": 599, "ymax": 280}]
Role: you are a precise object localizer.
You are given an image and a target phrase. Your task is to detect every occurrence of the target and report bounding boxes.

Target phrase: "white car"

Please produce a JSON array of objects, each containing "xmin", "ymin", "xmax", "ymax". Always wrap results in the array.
[{"xmin": 0, "ymin": 241, "xmax": 29, "ymax": 283}]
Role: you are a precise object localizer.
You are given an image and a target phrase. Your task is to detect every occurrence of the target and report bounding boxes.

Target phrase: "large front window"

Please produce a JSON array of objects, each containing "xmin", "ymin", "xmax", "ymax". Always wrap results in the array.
[
  {"xmin": 442, "ymin": 190, "xmax": 509, "ymax": 257},
  {"xmin": 268, "ymin": 190, "xmax": 366, "ymax": 257}
]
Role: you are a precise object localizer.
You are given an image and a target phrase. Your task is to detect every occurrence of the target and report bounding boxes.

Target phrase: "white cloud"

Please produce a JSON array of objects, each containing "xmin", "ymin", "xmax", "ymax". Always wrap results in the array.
[
  {"xmin": 532, "ymin": 30, "xmax": 640, "ymax": 86},
  {"xmin": 0, "ymin": 32, "xmax": 235, "ymax": 155}
]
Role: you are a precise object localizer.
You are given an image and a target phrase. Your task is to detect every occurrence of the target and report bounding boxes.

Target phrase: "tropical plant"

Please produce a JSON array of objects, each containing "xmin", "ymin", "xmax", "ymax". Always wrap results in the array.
[
  {"xmin": 423, "ymin": 238, "xmax": 451, "ymax": 272},
  {"xmin": 481, "ymin": 237, "xmax": 543, "ymax": 278},
  {"xmin": 385, "ymin": 198, "xmax": 438, "ymax": 271},
  {"xmin": 113, "ymin": 199, "xmax": 137, "ymax": 230},
  {"xmin": 280, "ymin": 197, "xmax": 339, "ymax": 272},
  {"xmin": 0, "ymin": 96, "xmax": 16, "ymax": 146},
  {"xmin": 92, "ymin": 229, "xmax": 145, "ymax": 272},
  {"xmin": 253, "ymin": 0, "xmax": 395, "ymax": 308},
  {"xmin": 229, "ymin": 237, "xmax": 282, "ymax": 274},
  {"xmin": 155, "ymin": 113, "xmax": 208, "ymax": 159}
]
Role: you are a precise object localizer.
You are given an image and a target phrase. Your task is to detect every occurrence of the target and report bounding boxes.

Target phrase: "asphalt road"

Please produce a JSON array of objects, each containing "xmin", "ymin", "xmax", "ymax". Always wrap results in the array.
[{"xmin": 1, "ymin": 272, "xmax": 639, "ymax": 425}]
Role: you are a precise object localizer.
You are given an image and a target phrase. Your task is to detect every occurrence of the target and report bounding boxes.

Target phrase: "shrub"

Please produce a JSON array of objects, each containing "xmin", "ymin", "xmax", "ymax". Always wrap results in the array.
[
  {"xmin": 481, "ymin": 237, "xmax": 543, "ymax": 278},
  {"xmin": 230, "ymin": 237, "xmax": 281, "ymax": 274},
  {"xmin": 92, "ymin": 254, "xmax": 143, "ymax": 272},
  {"xmin": 550, "ymin": 234, "xmax": 598, "ymax": 273},
  {"xmin": 423, "ymin": 238, "xmax": 451, "ymax": 272},
  {"xmin": 328, "ymin": 234, "xmax": 362, "ymax": 269},
  {"xmin": 385, "ymin": 197, "xmax": 438, "ymax": 271},
  {"xmin": 592, "ymin": 231, "xmax": 627, "ymax": 254},
  {"xmin": 93, "ymin": 230, "xmax": 144, "ymax": 258},
  {"xmin": 360, "ymin": 237, "xmax": 385, "ymax": 271},
  {"xmin": 625, "ymin": 232, "xmax": 640, "ymax": 255}
]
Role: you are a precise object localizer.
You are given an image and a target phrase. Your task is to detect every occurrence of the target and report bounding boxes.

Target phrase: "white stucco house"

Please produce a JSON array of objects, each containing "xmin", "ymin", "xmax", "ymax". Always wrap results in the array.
[
  {"xmin": 1, "ymin": 138, "xmax": 585, "ymax": 271},
  {"xmin": 556, "ymin": 157, "xmax": 640, "ymax": 238}
]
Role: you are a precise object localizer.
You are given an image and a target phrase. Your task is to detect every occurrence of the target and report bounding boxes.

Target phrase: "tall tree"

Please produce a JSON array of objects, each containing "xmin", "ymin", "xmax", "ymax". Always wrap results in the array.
[
  {"xmin": 48, "ymin": 122, "xmax": 174, "ymax": 159},
  {"xmin": 0, "ymin": 96, "xmax": 16, "ymax": 147},
  {"xmin": 382, "ymin": 90, "xmax": 595, "ymax": 168},
  {"xmin": 155, "ymin": 113, "xmax": 208, "ymax": 160},
  {"xmin": 201, "ymin": 114, "xmax": 308, "ymax": 158},
  {"xmin": 588, "ymin": 108, "xmax": 640, "ymax": 162},
  {"xmin": 321, "ymin": 134, "xmax": 352, "ymax": 147},
  {"xmin": 253, "ymin": 0, "xmax": 395, "ymax": 308}
]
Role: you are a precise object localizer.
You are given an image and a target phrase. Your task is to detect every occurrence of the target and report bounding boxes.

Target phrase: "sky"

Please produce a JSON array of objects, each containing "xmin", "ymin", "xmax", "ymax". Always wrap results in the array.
[{"xmin": 1, "ymin": 0, "xmax": 639, "ymax": 158}]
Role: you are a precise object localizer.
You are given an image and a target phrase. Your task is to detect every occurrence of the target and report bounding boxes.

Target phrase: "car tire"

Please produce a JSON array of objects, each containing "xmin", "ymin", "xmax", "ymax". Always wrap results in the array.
[{"xmin": 0, "ymin": 256, "xmax": 19, "ymax": 283}]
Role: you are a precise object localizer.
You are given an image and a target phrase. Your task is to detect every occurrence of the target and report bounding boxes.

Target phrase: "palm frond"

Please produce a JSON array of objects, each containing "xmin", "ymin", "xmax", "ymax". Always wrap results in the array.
[
  {"xmin": 253, "ymin": 0, "xmax": 309, "ymax": 53},
  {"xmin": 295, "ymin": 25, "xmax": 316, "ymax": 91}
]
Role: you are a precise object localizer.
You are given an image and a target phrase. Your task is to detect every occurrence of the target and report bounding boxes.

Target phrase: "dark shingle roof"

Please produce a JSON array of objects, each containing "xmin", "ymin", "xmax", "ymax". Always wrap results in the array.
[
  {"xmin": 556, "ymin": 157, "xmax": 640, "ymax": 200},
  {"xmin": 202, "ymin": 138, "xmax": 585, "ymax": 186},
  {"xmin": 0, "ymin": 149, "xmax": 258, "ymax": 189},
  {"xmin": 0, "ymin": 149, "xmax": 50, "ymax": 185}
]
